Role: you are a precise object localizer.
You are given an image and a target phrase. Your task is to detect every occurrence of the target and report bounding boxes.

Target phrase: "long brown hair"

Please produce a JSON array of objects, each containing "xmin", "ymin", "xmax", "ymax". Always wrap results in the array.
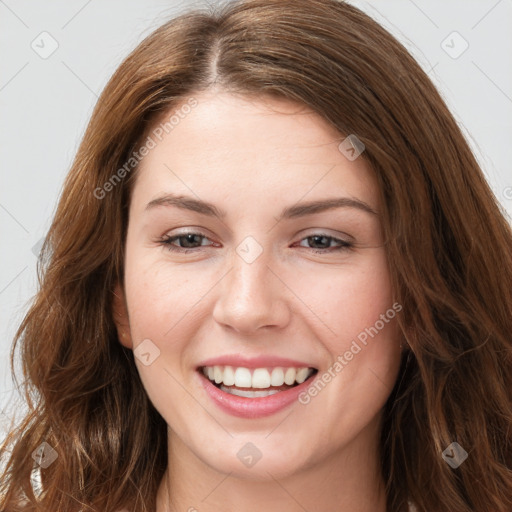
[{"xmin": 1, "ymin": 0, "xmax": 511, "ymax": 510}]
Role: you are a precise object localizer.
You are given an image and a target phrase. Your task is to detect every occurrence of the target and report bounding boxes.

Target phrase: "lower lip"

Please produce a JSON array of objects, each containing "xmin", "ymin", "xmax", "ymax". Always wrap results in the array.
[{"xmin": 198, "ymin": 371, "xmax": 316, "ymax": 418}]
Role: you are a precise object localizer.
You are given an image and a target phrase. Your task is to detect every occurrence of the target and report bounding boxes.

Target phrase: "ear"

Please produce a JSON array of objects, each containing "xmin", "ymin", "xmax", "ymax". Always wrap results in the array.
[{"xmin": 112, "ymin": 282, "xmax": 133, "ymax": 349}]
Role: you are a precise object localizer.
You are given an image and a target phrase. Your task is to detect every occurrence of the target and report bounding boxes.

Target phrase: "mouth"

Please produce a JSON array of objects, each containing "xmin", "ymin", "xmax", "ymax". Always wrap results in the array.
[{"xmin": 198, "ymin": 365, "xmax": 318, "ymax": 399}]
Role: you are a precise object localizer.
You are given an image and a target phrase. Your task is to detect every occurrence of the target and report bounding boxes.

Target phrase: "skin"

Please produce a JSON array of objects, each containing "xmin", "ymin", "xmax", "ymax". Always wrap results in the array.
[{"xmin": 113, "ymin": 90, "xmax": 403, "ymax": 512}]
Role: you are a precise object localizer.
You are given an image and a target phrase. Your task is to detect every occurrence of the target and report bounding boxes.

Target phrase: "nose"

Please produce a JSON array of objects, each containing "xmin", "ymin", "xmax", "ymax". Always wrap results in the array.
[{"xmin": 212, "ymin": 245, "xmax": 291, "ymax": 335}]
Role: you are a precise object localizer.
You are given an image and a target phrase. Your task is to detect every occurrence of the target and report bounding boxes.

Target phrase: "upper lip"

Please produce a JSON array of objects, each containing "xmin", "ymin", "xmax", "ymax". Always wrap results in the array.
[{"xmin": 197, "ymin": 355, "xmax": 317, "ymax": 369}]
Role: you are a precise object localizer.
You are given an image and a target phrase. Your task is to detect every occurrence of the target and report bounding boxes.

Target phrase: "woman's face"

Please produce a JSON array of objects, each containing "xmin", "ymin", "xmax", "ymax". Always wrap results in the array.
[{"xmin": 114, "ymin": 91, "xmax": 402, "ymax": 479}]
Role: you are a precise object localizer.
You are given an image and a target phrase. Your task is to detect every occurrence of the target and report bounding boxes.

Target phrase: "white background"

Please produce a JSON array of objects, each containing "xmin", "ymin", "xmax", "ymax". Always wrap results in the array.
[{"xmin": 1, "ymin": 0, "xmax": 511, "ymax": 437}]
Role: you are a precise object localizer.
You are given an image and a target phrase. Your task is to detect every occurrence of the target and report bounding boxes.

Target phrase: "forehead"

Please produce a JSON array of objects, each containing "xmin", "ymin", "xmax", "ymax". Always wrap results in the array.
[{"xmin": 131, "ymin": 92, "xmax": 379, "ymax": 213}]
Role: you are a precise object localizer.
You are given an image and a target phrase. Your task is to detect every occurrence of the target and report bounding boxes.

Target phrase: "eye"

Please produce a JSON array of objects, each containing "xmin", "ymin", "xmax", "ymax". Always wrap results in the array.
[
  {"xmin": 159, "ymin": 231, "xmax": 214, "ymax": 253},
  {"xmin": 295, "ymin": 234, "xmax": 353, "ymax": 254},
  {"xmin": 159, "ymin": 231, "xmax": 352, "ymax": 254}
]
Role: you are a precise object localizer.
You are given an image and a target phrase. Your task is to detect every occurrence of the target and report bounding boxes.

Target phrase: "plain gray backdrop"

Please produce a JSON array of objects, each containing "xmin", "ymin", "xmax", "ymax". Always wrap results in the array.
[{"xmin": 1, "ymin": 0, "xmax": 511, "ymax": 439}]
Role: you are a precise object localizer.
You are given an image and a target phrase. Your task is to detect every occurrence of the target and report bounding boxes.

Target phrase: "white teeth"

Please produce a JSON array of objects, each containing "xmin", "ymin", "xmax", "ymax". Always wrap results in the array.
[
  {"xmin": 220, "ymin": 385, "xmax": 281, "ymax": 397},
  {"xmin": 234, "ymin": 367, "xmax": 252, "ymax": 387},
  {"xmin": 214, "ymin": 366, "xmax": 223, "ymax": 384},
  {"xmin": 295, "ymin": 367, "xmax": 310, "ymax": 384},
  {"xmin": 284, "ymin": 367, "xmax": 296, "ymax": 385},
  {"xmin": 202, "ymin": 365, "xmax": 314, "ymax": 389},
  {"xmin": 270, "ymin": 367, "xmax": 285, "ymax": 386},
  {"xmin": 252, "ymin": 368, "xmax": 271, "ymax": 388},
  {"xmin": 223, "ymin": 365, "xmax": 235, "ymax": 386}
]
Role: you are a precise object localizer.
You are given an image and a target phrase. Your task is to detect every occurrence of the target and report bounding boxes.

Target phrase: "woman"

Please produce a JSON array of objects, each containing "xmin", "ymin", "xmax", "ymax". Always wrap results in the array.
[{"xmin": 1, "ymin": 0, "xmax": 511, "ymax": 511}]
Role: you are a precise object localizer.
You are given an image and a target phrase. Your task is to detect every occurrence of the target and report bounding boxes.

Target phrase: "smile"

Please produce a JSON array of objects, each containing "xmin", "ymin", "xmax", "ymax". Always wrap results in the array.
[
  {"xmin": 201, "ymin": 365, "xmax": 315, "ymax": 396},
  {"xmin": 197, "ymin": 363, "xmax": 318, "ymax": 417}
]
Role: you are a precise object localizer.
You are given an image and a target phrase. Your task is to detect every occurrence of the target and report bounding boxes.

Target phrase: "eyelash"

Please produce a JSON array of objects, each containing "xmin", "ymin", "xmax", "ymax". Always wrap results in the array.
[{"xmin": 158, "ymin": 231, "xmax": 353, "ymax": 254}]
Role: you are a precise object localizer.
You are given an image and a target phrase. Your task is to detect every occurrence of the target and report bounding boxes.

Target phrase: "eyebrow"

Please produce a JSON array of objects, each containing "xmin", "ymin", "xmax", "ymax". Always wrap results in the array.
[{"xmin": 145, "ymin": 193, "xmax": 378, "ymax": 219}]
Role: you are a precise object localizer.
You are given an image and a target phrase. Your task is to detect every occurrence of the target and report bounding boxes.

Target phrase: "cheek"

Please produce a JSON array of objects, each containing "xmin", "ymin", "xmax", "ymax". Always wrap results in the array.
[
  {"xmin": 124, "ymin": 248, "xmax": 203, "ymax": 343},
  {"xmin": 296, "ymin": 251, "xmax": 400, "ymax": 432},
  {"xmin": 290, "ymin": 249, "xmax": 394, "ymax": 349},
  {"xmin": 123, "ymin": 251, "xmax": 206, "ymax": 422},
  {"xmin": 291, "ymin": 249, "xmax": 399, "ymax": 408}
]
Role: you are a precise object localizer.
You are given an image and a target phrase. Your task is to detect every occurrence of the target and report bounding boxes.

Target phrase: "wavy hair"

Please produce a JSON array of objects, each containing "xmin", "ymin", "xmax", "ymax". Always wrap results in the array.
[{"xmin": 1, "ymin": 0, "xmax": 511, "ymax": 510}]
